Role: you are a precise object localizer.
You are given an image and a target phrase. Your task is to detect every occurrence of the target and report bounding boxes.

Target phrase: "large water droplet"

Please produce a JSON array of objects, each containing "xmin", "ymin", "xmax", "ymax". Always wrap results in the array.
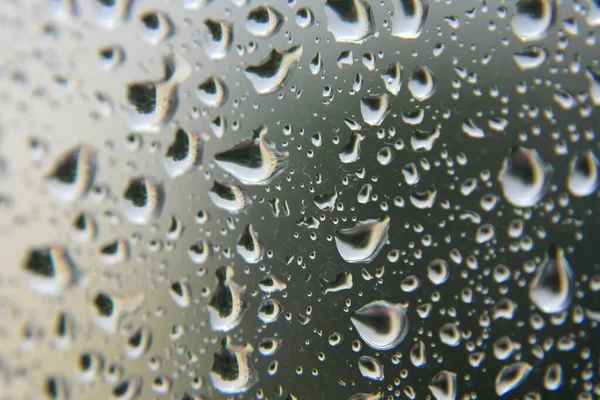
[
  {"xmin": 22, "ymin": 246, "xmax": 77, "ymax": 296},
  {"xmin": 45, "ymin": 145, "xmax": 95, "ymax": 202},
  {"xmin": 245, "ymin": 5, "xmax": 283, "ymax": 37},
  {"xmin": 91, "ymin": 291, "xmax": 145, "ymax": 335},
  {"xmin": 163, "ymin": 128, "xmax": 203, "ymax": 178},
  {"xmin": 360, "ymin": 94, "xmax": 390, "ymax": 126},
  {"xmin": 257, "ymin": 299, "xmax": 283, "ymax": 324},
  {"xmin": 335, "ymin": 216, "xmax": 390, "ymax": 263},
  {"xmin": 381, "ymin": 62, "xmax": 403, "ymax": 95},
  {"xmin": 139, "ymin": 11, "xmax": 173, "ymax": 45},
  {"xmin": 390, "ymin": 0, "xmax": 429, "ymax": 39},
  {"xmin": 169, "ymin": 281, "xmax": 192, "ymax": 308},
  {"xmin": 324, "ymin": 0, "xmax": 375, "ymax": 44},
  {"xmin": 585, "ymin": 67, "xmax": 600, "ymax": 105},
  {"xmin": 208, "ymin": 181, "xmax": 251, "ymax": 214},
  {"xmin": 214, "ymin": 126, "xmax": 289, "ymax": 185},
  {"xmin": 210, "ymin": 338, "xmax": 258, "ymax": 395},
  {"xmin": 350, "ymin": 300, "xmax": 408, "ymax": 350},
  {"xmin": 244, "ymin": 45, "xmax": 303, "ymax": 95},
  {"xmin": 410, "ymin": 340, "xmax": 426, "ymax": 367},
  {"xmin": 429, "ymin": 370, "xmax": 457, "ymax": 400},
  {"xmin": 121, "ymin": 176, "xmax": 164, "ymax": 225},
  {"xmin": 339, "ymin": 132, "xmax": 365, "ymax": 164},
  {"xmin": 567, "ymin": 151, "xmax": 599, "ymax": 197},
  {"xmin": 197, "ymin": 76, "xmax": 228, "ymax": 108},
  {"xmin": 513, "ymin": 45, "xmax": 547, "ymax": 70},
  {"xmin": 408, "ymin": 66, "xmax": 436, "ymax": 101},
  {"xmin": 511, "ymin": 0, "xmax": 555, "ymax": 41},
  {"xmin": 202, "ymin": 18, "xmax": 233, "ymax": 60},
  {"xmin": 358, "ymin": 356, "xmax": 384, "ymax": 381},
  {"xmin": 207, "ymin": 266, "xmax": 248, "ymax": 332},
  {"xmin": 495, "ymin": 362, "xmax": 532, "ymax": 396},
  {"xmin": 498, "ymin": 147, "xmax": 552, "ymax": 208},
  {"xmin": 236, "ymin": 224, "xmax": 263, "ymax": 263},
  {"xmin": 529, "ymin": 244, "xmax": 573, "ymax": 314}
]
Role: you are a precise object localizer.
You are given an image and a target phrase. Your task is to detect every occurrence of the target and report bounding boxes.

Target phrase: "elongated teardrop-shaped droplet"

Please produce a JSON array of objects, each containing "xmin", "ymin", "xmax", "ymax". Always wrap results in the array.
[
  {"xmin": 207, "ymin": 266, "xmax": 248, "ymax": 332},
  {"xmin": 214, "ymin": 126, "xmax": 289, "ymax": 185},
  {"xmin": 45, "ymin": 145, "xmax": 95, "ymax": 202},
  {"xmin": 208, "ymin": 181, "xmax": 251, "ymax": 214},
  {"xmin": 245, "ymin": 5, "xmax": 283, "ymax": 37},
  {"xmin": 210, "ymin": 337, "xmax": 258, "ymax": 394},
  {"xmin": 197, "ymin": 76, "xmax": 228, "ymax": 108},
  {"xmin": 495, "ymin": 362, "xmax": 532, "ymax": 396},
  {"xmin": 335, "ymin": 216, "xmax": 390, "ymax": 263},
  {"xmin": 236, "ymin": 224, "xmax": 263, "ymax": 263},
  {"xmin": 567, "ymin": 151, "xmax": 599, "ymax": 197},
  {"xmin": 23, "ymin": 246, "xmax": 77, "ymax": 297},
  {"xmin": 511, "ymin": 0, "xmax": 555, "ymax": 41},
  {"xmin": 498, "ymin": 147, "xmax": 552, "ymax": 208},
  {"xmin": 358, "ymin": 356, "xmax": 384, "ymax": 381},
  {"xmin": 350, "ymin": 300, "xmax": 408, "ymax": 350},
  {"xmin": 324, "ymin": 0, "xmax": 375, "ymax": 43},
  {"xmin": 124, "ymin": 325, "xmax": 152, "ymax": 359},
  {"xmin": 390, "ymin": 0, "xmax": 429, "ymax": 39},
  {"xmin": 529, "ymin": 244, "xmax": 573, "ymax": 314},
  {"xmin": 202, "ymin": 18, "xmax": 233, "ymax": 60},
  {"xmin": 544, "ymin": 362, "xmax": 562, "ymax": 391},
  {"xmin": 410, "ymin": 340, "xmax": 426, "ymax": 367},
  {"xmin": 163, "ymin": 128, "xmax": 203, "ymax": 178},
  {"xmin": 360, "ymin": 94, "xmax": 390, "ymax": 126},
  {"xmin": 513, "ymin": 45, "xmax": 547, "ymax": 70},
  {"xmin": 585, "ymin": 67, "xmax": 600, "ymax": 105},
  {"xmin": 429, "ymin": 370, "xmax": 457, "ymax": 400},
  {"xmin": 339, "ymin": 132, "xmax": 365, "ymax": 164},
  {"xmin": 122, "ymin": 176, "xmax": 163, "ymax": 225},
  {"xmin": 408, "ymin": 66, "xmax": 436, "ymax": 101},
  {"xmin": 245, "ymin": 45, "xmax": 303, "ymax": 95},
  {"xmin": 381, "ymin": 62, "xmax": 403, "ymax": 95}
]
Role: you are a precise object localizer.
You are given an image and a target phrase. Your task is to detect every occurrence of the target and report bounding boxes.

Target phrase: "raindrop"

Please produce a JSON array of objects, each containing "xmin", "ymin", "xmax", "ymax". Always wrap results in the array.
[
  {"xmin": 258, "ymin": 337, "xmax": 282, "ymax": 356},
  {"xmin": 208, "ymin": 181, "xmax": 251, "ymax": 214},
  {"xmin": 319, "ymin": 271, "xmax": 353, "ymax": 294},
  {"xmin": 164, "ymin": 128, "xmax": 203, "ymax": 178},
  {"xmin": 121, "ymin": 176, "xmax": 163, "ymax": 224},
  {"xmin": 495, "ymin": 362, "xmax": 532, "ymax": 396},
  {"xmin": 22, "ymin": 246, "xmax": 76, "ymax": 297},
  {"xmin": 111, "ymin": 377, "xmax": 141, "ymax": 400},
  {"xmin": 358, "ymin": 356, "xmax": 384, "ymax": 381},
  {"xmin": 498, "ymin": 147, "xmax": 552, "ymax": 208},
  {"xmin": 45, "ymin": 145, "xmax": 95, "ymax": 202},
  {"xmin": 411, "ymin": 126, "xmax": 440, "ymax": 151},
  {"xmin": 324, "ymin": 0, "xmax": 375, "ymax": 43},
  {"xmin": 350, "ymin": 300, "xmax": 408, "ymax": 350},
  {"xmin": 511, "ymin": 0, "xmax": 555, "ymax": 41},
  {"xmin": 139, "ymin": 11, "xmax": 173, "ymax": 45},
  {"xmin": 259, "ymin": 274, "xmax": 287, "ymax": 293},
  {"xmin": 70, "ymin": 212, "xmax": 96, "ymax": 243},
  {"xmin": 296, "ymin": 7, "xmax": 314, "ymax": 28},
  {"xmin": 339, "ymin": 133, "xmax": 365, "ymax": 164},
  {"xmin": 245, "ymin": 45, "xmax": 303, "ymax": 95},
  {"xmin": 237, "ymin": 224, "xmax": 264, "ymax": 263},
  {"xmin": 202, "ymin": 18, "xmax": 233, "ymax": 60},
  {"xmin": 210, "ymin": 337, "xmax": 258, "ymax": 394},
  {"xmin": 381, "ymin": 62, "xmax": 403, "ymax": 95},
  {"xmin": 92, "ymin": 0, "xmax": 131, "ymax": 29},
  {"xmin": 91, "ymin": 292, "xmax": 145, "ymax": 335},
  {"xmin": 98, "ymin": 45, "xmax": 125, "ymax": 70},
  {"xmin": 207, "ymin": 266, "xmax": 248, "ymax": 332},
  {"xmin": 390, "ymin": 0, "xmax": 429, "ymax": 39},
  {"xmin": 258, "ymin": 299, "xmax": 283, "ymax": 324},
  {"xmin": 410, "ymin": 340, "xmax": 426, "ymax": 367},
  {"xmin": 197, "ymin": 76, "xmax": 228, "ymax": 108},
  {"xmin": 408, "ymin": 66, "xmax": 436, "ymax": 101},
  {"xmin": 335, "ymin": 216, "xmax": 390, "ymax": 263},
  {"xmin": 543, "ymin": 362, "xmax": 562, "ymax": 391},
  {"xmin": 529, "ymin": 244, "xmax": 573, "ymax": 314},
  {"xmin": 427, "ymin": 259, "xmax": 449, "ymax": 285},
  {"xmin": 99, "ymin": 239, "xmax": 129, "ymax": 266},
  {"xmin": 567, "ymin": 151, "xmax": 599, "ymax": 197},
  {"xmin": 360, "ymin": 94, "xmax": 390, "ymax": 126},
  {"xmin": 513, "ymin": 46, "xmax": 547, "ymax": 70},
  {"xmin": 124, "ymin": 325, "xmax": 152, "ymax": 359},
  {"xmin": 245, "ymin": 5, "xmax": 283, "ymax": 37},
  {"xmin": 429, "ymin": 370, "xmax": 457, "ymax": 400},
  {"xmin": 77, "ymin": 352, "xmax": 104, "ymax": 383},
  {"xmin": 169, "ymin": 281, "xmax": 192, "ymax": 308}
]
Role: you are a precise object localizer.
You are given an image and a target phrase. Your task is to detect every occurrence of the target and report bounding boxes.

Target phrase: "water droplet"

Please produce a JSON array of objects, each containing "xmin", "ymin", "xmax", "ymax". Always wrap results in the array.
[
  {"xmin": 207, "ymin": 266, "xmax": 248, "ymax": 332},
  {"xmin": 208, "ymin": 181, "xmax": 251, "ymax": 213},
  {"xmin": 427, "ymin": 259, "xmax": 449, "ymax": 285},
  {"xmin": 360, "ymin": 94, "xmax": 390, "ymax": 126},
  {"xmin": 411, "ymin": 126, "xmax": 440, "ymax": 151},
  {"xmin": 511, "ymin": 0, "xmax": 555, "ymax": 41},
  {"xmin": 349, "ymin": 392, "xmax": 383, "ymax": 400},
  {"xmin": 245, "ymin": 5, "xmax": 283, "ymax": 37},
  {"xmin": 259, "ymin": 274, "xmax": 287, "ymax": 293},
  {"xmin": 358, "ymin": 356, "xmax": 384, "ymax": 381},
  {"xmin": 543, "ymin": 362, "xmax": 562, "ymax": 391},
  {"xmin": 111, "ymin": 376, "xmax": 141, "ymax": 400},
  {"xmin": 410, "ymin": 186, "xmax": 437, "ymax": 209},
  {"xmin": 335, "ymin": 216, "xmax": 390, "ymax": 263},
  {"xmin": 513, "ymin": 45, "xmax": 547, "ymax": 70},
  {"xmin": 124, "ymin": 325, "xmax": 152, "ymax": 359},
  {"xmin": 439, "ymin": 323, "xmax": 461, "ymax": 347},
  {"xmin": 462, "ymin": 118, "xmax": 485, "ymax": 139},
  {"xmin": 258, "ymin": 337, "xmax": 282, "ymax": 356},
  {"xmin": 139, "ymin": 11, "xmax": 173, "ymax": 45},
  {"xmin": 92, "ymin": 0, "xmax": 131, "ymax": 29},
  {"xmin": 121, "ymin": 176, "xmax": 163, "ymax": 224},
  {"xmin": 310, "ymin": 53, "xmax": 323, "ymax": 75},
  {"xmin": 202, "ymin": 18, "xmax": 233, "ymax": 60},
  {"xmin": 585, "ymin": 67, "xmax": 600, "ymax": 105},
  {"xmin": 98, "ymin": 45, "xmax": 125, "ymax": 70},
  {"xmin": 324, "ymin": 0, "xmax": 375, "ymax": 43},
  {"xmin": 197, "ymin": 76, "xmax": 228, "ymax": 108},
  {"xmin": 567, "ymin": 151, "xmax": 599, "ymax": 197},
  {"xmin": 429, "ymin": 370, "xmax": 457, "ymax": 400},
  {"xmin": 22, "ymin": 246, "xmax": 77, "ymax": 296},
  {"xmin": 151, "ymin": 376, "xmax": 172, "ymax": 394},
  {"xmin": 77, "ymin": 352, "xmax": 104, "ymax": 383},
  {"xmin": 99, "ymin": 239, "xmax": 129, "ymax": 266},
  {"xmin": 45, "ymin": 145, "xmax": 95, "ymax": 202},
  {"xmin": 258, "ymin": 298, "xmax": 283, "ymax": 324},
  {"xmin": 245, "ymin": 45, "xmax": 303, "ymax": 94},
  {"xmin": 381, "ymin": 62, "xmax": 403, "ymax": 95},
  {"xmin": 529, "ymin": 244, "xmax": 573, "ymax": 314},
  {"xmin": 319, "ymin": 271, "xmax": 353, "ymax": 294},
  {"xmin": 410, "ymin": 340, "xmax": 426, "ymax": 367},
  {"xmin": 169, "ymin": 281, "xmax": 192, "ymax": 308},
  {"xmin": 296, "ymin": 7, "xmax": 314, "ymax": 28},
  {"xmin": 164, "ymin": 128, "xmax": 203, "ymax": 178},
  {"xmin": 350, "ymin": 300, "xmax": 408, "ymax": 350},
  {"xmin": 210, "ymin": 337, "xmax": 258, "ymax": 394},
  {"xmin": 408, "ymin": 66, "xmax": 436, "ymax": 101},
  {"xmin": 214, "ymin": 126, "xmax": 289, "ymax": 185},
  {"xmin": 339, "ymin": 132, "xmax": 365, "ymax": 163},
  {"xmin": 91, "ymin": 292, "xmax": 145, "ymax": 335},
  {"xmin": 498, "ymin": 147, "xmax": 552, "ymax": 208},
  {"xmin": 495, "ymin": 362, "xmax": 532, "ymax": 396},
  {"xmin": 237, "ymin": 224, "xmax": 264, "ymax": 263},
  {"xmin": 390, "ymin": 0, "xmax": 429, "ymax": 39}
]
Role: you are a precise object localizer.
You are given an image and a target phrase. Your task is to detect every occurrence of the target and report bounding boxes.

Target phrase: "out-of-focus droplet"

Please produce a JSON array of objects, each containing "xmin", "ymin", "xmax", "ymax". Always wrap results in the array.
[
  {"xmin": 429, "ymin": 370, "xmax": 457, "ymax": 400},
  {"xmin": 543, "ymin": 363, "xmax": 562, "ymax": 391},
  {"xmin": 22, "ymin": 246, "xmax": 77, "ymax": 297},
  {"xmin": 124, "ymin": 325, "xmax": 152, "ymax": 359},
  {"xmin": 98, "ymin": 45, "xmax": 125, "ymax": 71},
  {"xmin": 427, "ymin": 259, "xmax": 450, "ymax": 285},
  {"xmin": 245, "ymin": 5, "xmax": 283, "ymax": 37},
  {"xmin": 296, "ymin": 7, "xmax": 314, "ymax": 28},
  {"xmin": 324, "ymin": 0, "xmax": 375, "ymax": 44},
  {"xmin": 529, "ymin": 244, "xmax": 573, "ymax": 314},
  {"xmin": 169, "ymin": 281, "xmax": 192, "ymax": 308},
  {"xmin": 99, "ymin": 239, "xmax": 129, "ymax": 266},
  {"xmin": 351, "ymin": 300, "xmax": 408, "ymax": 350},
  {"xmin": 513, "ymin": 45, "xmax": 547, "ymax": 70},
  {"xmin": 335, "ymin": 216, "xmax": 390, "ymax": 263},
  {"xmin": 498, "ymin": 147, "xmax": 552, "ymax": 208},
  {"xmin": 92, "ymin": 0, "xmax": 131, "ymax": 29},
  {"xmin": 197, "ymin": 76, "xmax": 228, "ymax": 108},
  {"xmin": 585, "ymin": 67, "xmax": 600, "ymax": 105},
  {"xmin": 164, "ymin": 128, "xmax": 203, "ymax": 178},
  {"xmin": 511, "ymin": 0, "xmax": 555, "ymax": 41},
  {"xmin": 567, "ymin": 151, "xmax": 599, "ymax": 197},
  {"xmin": 495, "ymin": 362, "xmax": 532, "ymax": 396},
  {"xmin": 410, "ymin": 340, "xmax": 426, "ymax": 367},
  {"xmin": 208, "ymin": 181, "xmax": 251, "ymax": 214},
  {"xmin": 121, "ymin": 176, "xmax": 163, "ymax": 225},
  {"xmin": 207, "ymin": 266, "xmax": 248, "ymax": 332},
  {"xmin": 245, "ymin": 45, "xmax": 303, "ymax": 95},
  {"xmin": 45, "ymin": 145, "xmax": 95, "ymax": 202},
  {"xmin": 390, "ymin": 0, "xmax": 429, "ymax": 39},
  {"xmin": 408, "ymin": 66, "xmax": 436, "ymax": 101},
  {"xmin": 258, "ymin": 337, "xmax": 282, "ymax": 356},
  {"xmin": 210, "ymin": 337, "xmax": 258, "ymax": 394},
  {"xmin": 214, "ymin": 126, "xmax": 289, "ymax": 185},
  {"xmin": 91, "ymin": 292, "xmax": 145, "ymax": 335},
  {"xmin": 259, "ymin": 274, "xmax": 287, "ymax": 293},
  {"xmin": 139, "ymin": 11, "xmax": 173, "ymax": 45},
  {"xmin": 202, "ymin": 18, "xmax": 233, "ymax": 60}
]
